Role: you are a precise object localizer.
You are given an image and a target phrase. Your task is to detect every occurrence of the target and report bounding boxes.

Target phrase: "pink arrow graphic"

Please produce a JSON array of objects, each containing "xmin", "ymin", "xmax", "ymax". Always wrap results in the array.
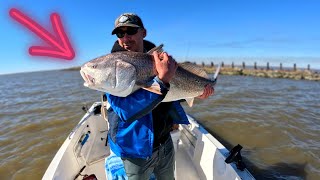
[{"xmin": 9, "ymin": 8, "xmax": 75, "ymax": 60}]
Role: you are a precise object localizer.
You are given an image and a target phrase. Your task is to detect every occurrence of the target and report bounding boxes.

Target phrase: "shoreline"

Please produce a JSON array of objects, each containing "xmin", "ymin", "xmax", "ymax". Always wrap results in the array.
[{"xmin": 203, "ymin": 66, "xmax": 320, "ymax": 81}]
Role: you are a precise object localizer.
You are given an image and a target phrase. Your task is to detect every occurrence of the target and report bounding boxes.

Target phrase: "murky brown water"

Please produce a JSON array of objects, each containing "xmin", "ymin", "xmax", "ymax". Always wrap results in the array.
[{"xmin": 0, "ymin": 70, "xmax": 319, "ymax": 180}]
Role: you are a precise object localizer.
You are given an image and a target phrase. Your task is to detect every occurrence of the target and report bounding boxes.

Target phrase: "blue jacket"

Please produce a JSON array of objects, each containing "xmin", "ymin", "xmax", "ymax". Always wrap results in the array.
[{"xmin": 106, "ymin": 77, "xmax": 189, "ymax": 159}]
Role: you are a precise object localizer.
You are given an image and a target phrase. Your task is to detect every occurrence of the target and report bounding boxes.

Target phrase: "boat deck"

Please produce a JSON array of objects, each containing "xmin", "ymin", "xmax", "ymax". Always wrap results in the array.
[
  {"xmin": 76, "ymin": 127, "xmax": 201, "ymax": 180},
  {"xmin": 43, "ymin": 102, "xmax": 255, "ymax": 180}
]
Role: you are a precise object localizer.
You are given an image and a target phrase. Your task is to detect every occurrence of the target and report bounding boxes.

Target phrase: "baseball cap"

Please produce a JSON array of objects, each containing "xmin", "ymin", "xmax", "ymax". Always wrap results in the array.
[{"xmin": 111, "ymin": 13, "xmax": 145, "ymax": 35}]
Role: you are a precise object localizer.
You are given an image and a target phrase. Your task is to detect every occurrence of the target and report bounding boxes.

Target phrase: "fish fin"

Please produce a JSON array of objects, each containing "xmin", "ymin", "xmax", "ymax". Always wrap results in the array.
[
  {"xmin": 213, "ymin": 63, "xmax": 221, "ymax": 79},
  {"xmin": 179, "ymin": 62, "xmax": 209, "ymax": 78},
  {"xmin": 185, "ymin": 98, "xmax": 194, "ymax": 107},
  {"xmin": 147, "ymin": 44, "xmax": 164, "ymax": 54},
  {"xmin": 141, "ymin": 81, "xmax": 163, "ymax": 95}
]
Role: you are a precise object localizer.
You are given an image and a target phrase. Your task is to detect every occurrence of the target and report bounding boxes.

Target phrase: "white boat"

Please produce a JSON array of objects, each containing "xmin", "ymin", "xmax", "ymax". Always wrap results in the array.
[{"xmin": 43, "ymin": 102, "xmax": 255, "ymax": 180}]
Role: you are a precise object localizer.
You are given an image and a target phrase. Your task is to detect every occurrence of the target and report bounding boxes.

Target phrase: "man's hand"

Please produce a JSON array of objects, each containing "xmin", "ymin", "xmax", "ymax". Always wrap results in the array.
[
  {"xmin": 197, "ymin": 84, "xmax": 214, "ymax": 99},
  {"xmin": 153, "ymin": 51, "xmax": 178, "ymax": 83}
]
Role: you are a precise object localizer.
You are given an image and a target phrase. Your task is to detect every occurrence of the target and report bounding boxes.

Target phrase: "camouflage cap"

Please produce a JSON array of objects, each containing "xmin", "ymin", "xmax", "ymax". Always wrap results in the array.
[{"xmin": 111, "ymin": 13, "xmax": 145, "ymax": 35}]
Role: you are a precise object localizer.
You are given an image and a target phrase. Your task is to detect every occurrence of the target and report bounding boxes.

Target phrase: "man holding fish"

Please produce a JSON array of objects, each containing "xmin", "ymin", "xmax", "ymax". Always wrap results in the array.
[{"xmin": 81, "ymin": 13, "xmax": 214, "ymax": 180}]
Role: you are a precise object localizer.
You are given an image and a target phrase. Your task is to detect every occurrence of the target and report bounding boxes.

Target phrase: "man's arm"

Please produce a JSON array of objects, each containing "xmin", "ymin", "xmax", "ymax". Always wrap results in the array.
[
  {"xmin": 107, "ymin": 80, "xmax": 168, "ymax": 122},
  {"xmin": 107, "ymin": 52, "xmax": 177, "ymax": 122}
]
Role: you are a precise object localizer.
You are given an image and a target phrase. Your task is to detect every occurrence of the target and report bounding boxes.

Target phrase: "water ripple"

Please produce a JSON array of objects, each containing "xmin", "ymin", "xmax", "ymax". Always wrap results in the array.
[{"xmin": 0, "ymin": 72, "xmax": 319, "ymax": 180}]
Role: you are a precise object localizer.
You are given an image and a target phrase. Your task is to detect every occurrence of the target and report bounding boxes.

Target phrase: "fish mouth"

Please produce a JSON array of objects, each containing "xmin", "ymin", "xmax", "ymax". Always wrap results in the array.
[{"xmin": 80, "ymin": 70, "xmax": 95, "ymax": 86}]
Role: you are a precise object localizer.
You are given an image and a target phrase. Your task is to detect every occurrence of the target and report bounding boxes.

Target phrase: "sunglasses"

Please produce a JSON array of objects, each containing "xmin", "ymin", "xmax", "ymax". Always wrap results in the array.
[{"xmin": 116, "ymin": 27, "xmax": 139, "ymax": 38}]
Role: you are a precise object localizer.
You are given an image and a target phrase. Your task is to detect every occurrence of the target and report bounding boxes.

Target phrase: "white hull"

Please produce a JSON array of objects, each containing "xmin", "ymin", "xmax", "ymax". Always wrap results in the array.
[{"xmin": 43, "ymin": 102, "xmax": 255, "ymax": 180}]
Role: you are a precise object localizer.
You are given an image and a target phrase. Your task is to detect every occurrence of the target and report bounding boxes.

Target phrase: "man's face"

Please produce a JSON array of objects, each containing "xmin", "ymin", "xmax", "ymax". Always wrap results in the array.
[{"xmin": 116, "ymin": 26, "xmax": 146, "ymax": 52}]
